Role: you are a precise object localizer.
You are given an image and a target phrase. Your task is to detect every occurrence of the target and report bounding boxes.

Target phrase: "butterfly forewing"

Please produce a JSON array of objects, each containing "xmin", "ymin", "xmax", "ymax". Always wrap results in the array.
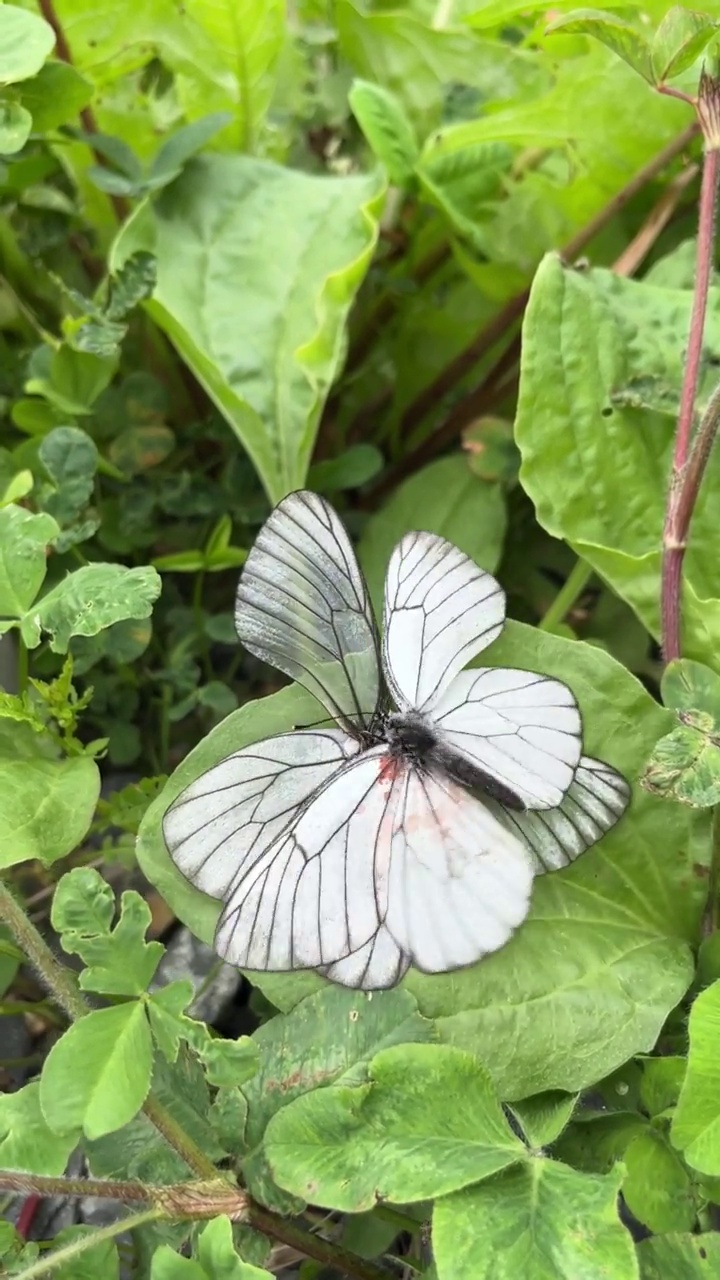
[
  {"xmin": 162, "ymin": 730, "xmax": 358, "ymax": 901},
  {"xmin": 382, "ymin": 532, "xmax": 506, "ymax": 712},
  {"xmin": 235, "ymin": 491, "xmax": 380, "ymax": 732},
  {"xmin": 431, "ymin": 667, "xmax": 583, "ymax": 809},
  {"xmin": 486, "ymin": 755, "xmax": 630, "ymax": 872}
]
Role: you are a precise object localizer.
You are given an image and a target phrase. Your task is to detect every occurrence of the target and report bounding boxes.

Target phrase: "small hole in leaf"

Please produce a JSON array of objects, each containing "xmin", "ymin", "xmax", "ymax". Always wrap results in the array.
[{"xmin": 601, "ymin": 406, "xmax": 613, "ymax": 418}]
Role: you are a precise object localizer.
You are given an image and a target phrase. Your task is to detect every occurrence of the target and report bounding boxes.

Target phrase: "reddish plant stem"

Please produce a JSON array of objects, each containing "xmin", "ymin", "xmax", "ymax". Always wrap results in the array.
[
  {"xmin": 36, "ymin": 0, "xmax": 130, "ymax": 223},
  {"xmin": 662, "ymin": 142, "xmax": 720, "ymax": 661}
]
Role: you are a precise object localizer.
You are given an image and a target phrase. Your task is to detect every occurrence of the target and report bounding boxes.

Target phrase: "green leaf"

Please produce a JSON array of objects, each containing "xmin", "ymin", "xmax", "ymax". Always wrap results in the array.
[
  {"xmin": 307, "ymin": 443, "xmax": 383, "ymax": 495},
  {"xmin": 0, "ymin": 7, "xmax": 55, "ymax": 84},
  {"xmin": 265, "ymin": 1044, "xmax": 525, "ymax": 1210},
  {"xmin": 671, "ymin": 979, "xmax": 720, "ymax": 1175},
  {"xmin": 53, "ymin": 868, "xmax": 164, "ymax": 995},
  {"xmin": 41, "ymin": 1002, "xmax": 154, "ymax": 1139},
  {"xmin": 21, "ymin": 562, "xmax": 162, "ymax": 652},
  {"xmin": 651, "ymin": 8, "xmax": 719, "ymax": 83},
  {"xmin": 662, "ymin": 659, "xmax": 720, "ymax": 720},
  {"xmin": 547, "ymin": 10, "xmax": 654, "ymax": 83},
  {"xmin": 623, "ymin": 1127, "xmax": 697, "ymax": 1233},
  {"xmin": 0, "ymin": 753, "xmax": 100, "ymax": 869},
  {"xmin": 637, "ymin": 1233, "xmax": 720, "ymax": 1279},
  {"xmin": 433, "ymin": 1160, "xmax": 637, "ymax": 1280},
  {"xmin": 18, "ymin": 61, "xmax": 93, "ymax": 132},
  {"xmin": 108, "ymin": 425, "xmax": 175, "ymax": 476},
  {"xmin": 0, "ymin": 505, "xmax": 58, "ymax": 617},
  {"xmin": 640, "ymin": 1056, "xmax": 686, "ymax": 1118},
  {"xmin": 415, "ymin": 141, "xmax": 511, "ymax": 252},
  {"xmin": 151, "ymin": 1249, "xmax": 205, "ymax": 1280},
  {"xmin": 242, "ymin": 985, "xmax": 431, "ymax": 1205},
  {"xmin": 516, "ymin": 256, "xmax": 720, "ymax": 664},
  {"xmin": 195, "ymin": 1216, "xmax": 273, "ymax": 1279},
  {"xmin": 39, "ymin": 427, "xmax": 98, "ymax": 526},
  {"xmin": 642, "ymin": 724, "xmax": 720, "ymax": 807},
  {"xmin": 146, "ymin": 981, "xmax": 196, "ymax": 1062},
  {"xmin": 359, "ymin": 454, "xmax": 506, "ymax": 609},
  {"xmin": 349, "ymin": 80, "xmax": 419, "ymax": 186},
  {"xmin": 149, "ymin": 113, "xmax": 233, "ymax": 186},
  {"xmin": 196, "ymin": 1036, "xmax": 259, "ymax": 1088},
  {"xmin": 111, "ymin": 156, "xmax": 384, "ymax": 502},
  {"xmin": 0, "ymin": 100, "xmax": 33, "ymax": 155},
  {"xmin": 52, "ymin": 866, "xmax": 115, "ymax": 936},
  {"xmin": 508, "ymin": 1092, "xmax": 576, "ymax": 1148},
  {"xmin": 0, "ymin": 1082, "xmax": 77, "ymax": 1174}
]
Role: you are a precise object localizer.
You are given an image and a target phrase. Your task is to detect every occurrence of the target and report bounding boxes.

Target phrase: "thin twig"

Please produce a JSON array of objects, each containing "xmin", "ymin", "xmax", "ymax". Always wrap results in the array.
[{"xmin": 538, "ymin": 559, "xmax": 594, "ymax": 634}]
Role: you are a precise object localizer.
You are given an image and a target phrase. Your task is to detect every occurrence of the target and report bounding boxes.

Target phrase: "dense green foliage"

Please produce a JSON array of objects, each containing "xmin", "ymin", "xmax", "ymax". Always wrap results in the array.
[{"xmin": 3, "ymin": 2, "xmax": 720, "ymax": 1278}]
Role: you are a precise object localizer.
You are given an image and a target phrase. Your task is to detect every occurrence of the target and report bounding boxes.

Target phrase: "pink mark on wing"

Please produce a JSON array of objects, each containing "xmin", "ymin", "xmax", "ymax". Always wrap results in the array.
[{"xmin": 376, "ymin": 752, "xmax": 400, "ymax": 791}]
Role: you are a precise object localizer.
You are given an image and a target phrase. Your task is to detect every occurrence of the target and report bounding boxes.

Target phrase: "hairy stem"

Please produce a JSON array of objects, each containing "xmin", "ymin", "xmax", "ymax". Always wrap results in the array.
[
  {"xmin": 0, "ymin": 1172, "xmax": 151, "ymax": 1203},
  {"xmin": 11, "ymin": 1207, "xmax": 162, "ymax": 1280},
  {"xmin": 538, "ymin": 559, "xmax": 594, "ymax": 634},
  {"xmin": 246, "ymin": 1203, "xmax": 393, "ymax": 1280},
  {"xmin": 662, "ymin": 120, "xmax": 720, "ymax": 661}
]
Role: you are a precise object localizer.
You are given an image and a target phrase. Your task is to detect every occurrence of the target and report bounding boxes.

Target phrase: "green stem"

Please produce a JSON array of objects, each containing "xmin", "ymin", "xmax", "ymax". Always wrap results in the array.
[
  {"xmin": 11, "ymin": 1207, "xmax": 162, "ymax": 1280},
  {"xmin": 703, "ymin": 807, "xmax": 720, "ymax": 937},
  {"xmin": 246, "ymin": 1204, "xmax": 393, "ymax": 1280},
  {"xmin": 17, "ymin": 637, "xmax": 28, "ymax": 695},
  {"xmin": 0, "ymin": 1171, "xmax": 151, "ymax": 1203},
  {"xmin": 538, "ymin": 560, "xmax": 594, "ymax": 634},
  {"xmin": 0, "ymin": 879, "xmax": 88, "ymax": 1022}
]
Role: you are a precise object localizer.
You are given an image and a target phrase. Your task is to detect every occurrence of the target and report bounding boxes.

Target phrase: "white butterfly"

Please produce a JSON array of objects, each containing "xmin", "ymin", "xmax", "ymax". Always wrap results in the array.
[{"xmin": 163, "ymin": 490, "xmax": 629, "ymax": 990}]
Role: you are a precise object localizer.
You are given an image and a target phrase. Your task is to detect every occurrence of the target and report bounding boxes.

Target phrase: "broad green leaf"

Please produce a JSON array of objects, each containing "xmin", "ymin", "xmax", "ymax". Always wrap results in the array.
[
  {"xmin": 242, "ymin": 986, "xmax": 432, "ymax": 1205},
  {"xmin": 139, "ymin": 622, "xmax": 701, "ymax": 1095},
  {"xmin": 208, "ymin": 1088, "xmax": 247, "ymax": 1159},
  {"xmin": 111, "ymin": 156, "xmax": 384, "ymax": 503},
  {"xmin": 51, "ymin": 1228, "xmax": 119, "ymax": 1280},
  {"xmin": 148, "ymin": 113, "xmax": 233, "ymax": 186},
  {"xmin": 19, "ymin": 62, "xmax": 93, "ymax": 132},
  {"xmin": 640, "ymin": 1056, "xmax": 686, "ymax": 1118},
  {"xmin": 547, "ymin": 10, "xmax": 653, "ymax": 83},
  {"xmin": 41, "ymin": 1002, "xmax": 153, "ymax": 1139},
  {"xmin": 359, "ymin": 453, "xmax": 507, "ymax": 609},
  {"xmin": 39, "ymin": 427, "xmax": 98, "ymax": 527},
  {"xmin": 662, "ymin": 659, "xmax": 720, "ymax": 720},
  {"xmin": 174, "ymin": 0, "xmax": 284, "ymax": 150},
  {"xmin": 671, "ymin": 979, "xmax": 720, "ymax": 1174},
  {"xmin": 638, "ymin": 1233, "xmax": 720, "ymax": 1279},
  {"xmin": 0, "ymin": 100, "xmax": 32, "ymax": 155},
  {"xmin": 265, "ymin": 1043, "xmax": 525, "ymax": 1210},
  {"xmin": 196, "ymin": 1036, "xmax": 258, "ymax": 1089},
  {"xmin": 553, "ymin": 1112, "xmax": 646, "ymax": 1175},
  {"xmin": 0, "ymin": 754, "xmax": 100, "ymax": 869},
  {"xmin": 21, "ymin": 562, "xmax": 161, "ymax": 652},
  {"xmin": 195, "ymin": 1216, "xmax": 273, "ymax": 1279},
  {"xmin": 515, "ymin": 254, "xmax": 720, "ymax": 666},
  {"xmin": 508, "ymin": 1092, "xmax": 576, "ymax": 1148},
  {"xmin": 0, "ymin": 506, "xmax": 58, "ymax": 617},
  {"xmin": 349, "ymin": 79, "xmax": 419, "ymax": 186},
  {"xmin": 651, "ymin": 8, "xmax": 719, "ymax": 83},
  {"xmin": 623, "ymin": 1128, "xmax": 697, "ymax": 1233},
  {"xmin": 0, "ymin": 1082, "xmax": 77, "ymax": 1175},
  {"xmin": 0, "ymin": 7, "xmax": 55, "ymax": 84},
  {"xmin": 433, "ymin": 1161, "xmax": 637, "ymax": 1280},
  {"xmin": 109, "ymin": 425, "xmax": 175, "ymax": 476}
]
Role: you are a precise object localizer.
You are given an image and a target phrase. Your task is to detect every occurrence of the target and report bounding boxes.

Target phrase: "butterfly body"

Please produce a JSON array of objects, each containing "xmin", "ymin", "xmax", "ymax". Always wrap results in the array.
[{"xmin": 163, "ymin": 490, "xmax": 630, "ymax": 991}]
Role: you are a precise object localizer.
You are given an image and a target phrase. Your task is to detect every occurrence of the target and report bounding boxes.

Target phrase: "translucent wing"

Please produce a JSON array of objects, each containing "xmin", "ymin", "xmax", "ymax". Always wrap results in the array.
[
  {"xmin": 382, "ymin": 764, "xmax": 534, "ymax": 974},
  {"xmin": 214, "ymin": 745, "xmax": 533, "ymax": 989},
  {"xmin": 214, "ymin": 747, "xmax": 393, "ymax": 976},
  {"xmin": 431, "ymin": 667, "xmax": 582, "ymax": 810},
  {"xmin": 235, "ymin": 490, "xmax": 380, "ymax": 731},
  {"xmin": 382, "ymin": 531, "xmax": 505, "ymax": 712},
  {"xmin": 486, "ymin": 755, "xmax": 630, "ymax": 873},
  {"xmin": 163, "ymin": 730, "xmax": 358, "ymax": 901}
]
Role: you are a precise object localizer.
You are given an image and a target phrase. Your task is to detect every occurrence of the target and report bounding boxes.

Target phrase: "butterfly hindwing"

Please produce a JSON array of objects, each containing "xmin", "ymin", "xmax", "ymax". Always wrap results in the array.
[
  {"xmin": 235, "ymin": 491, "xmax": 381, "ymax": 732},
  {"xmin": 430, "ymin": 667, "xmax": 583, "ymax": 810},
  {"xmin": 486, "ymin": 755, "xmax": 631, "ymax": 872}
]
